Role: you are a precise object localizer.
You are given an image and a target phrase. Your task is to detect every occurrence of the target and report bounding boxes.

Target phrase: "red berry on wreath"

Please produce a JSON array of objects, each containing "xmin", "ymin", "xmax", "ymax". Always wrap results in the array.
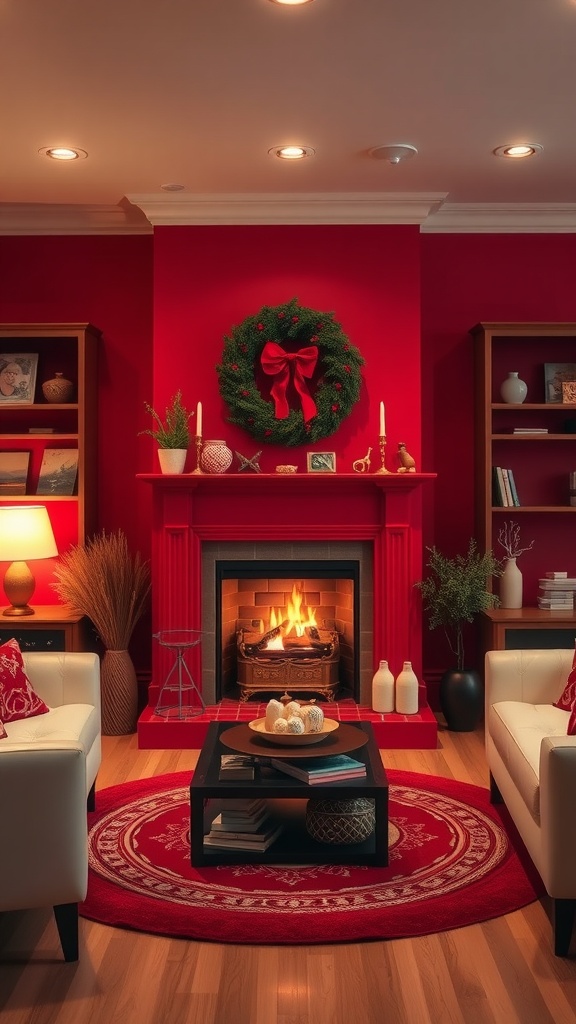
[
  {"xmin": 335, "ymin": 382, "xmax": 342, "ymax": 391},
  {"xmin": 264, "ymin": 429, "xmax": 272, "ymax": 436},
  {"xmin": 257, "ymin": 323, "xmax": 264, "ymax": 331},
  {"xmin": 241, "ymin": 390, "xmax": 249, "ymax": 397},
  {"xmin": 310, "ymin": 335, "xmax": 319, "ymax": 343},
  {"xmin": 344, "ymin": 364, "xmax": 351, "ymax": 373},
  {"xmin": 231, "ymin": 363, "xmax": 239, "ymax": 371},
  {"xmin": 332, "ymin": 403, "xmax": 339, "ymax": 412},
  {"xmin": 292, "ymin": 316, "xmax": 299, "ymax": 322},
  {"xmin": 240, "ymin": 344, "xmax": 248, "ymax": 353},
  {"xmin": 278, "ymin": 312, "xmax": 285, "ymax": 318}
]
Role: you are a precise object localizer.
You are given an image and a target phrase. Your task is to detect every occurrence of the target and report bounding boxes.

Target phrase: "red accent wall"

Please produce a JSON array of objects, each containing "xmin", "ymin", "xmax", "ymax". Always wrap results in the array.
[{"xmin": 2, "ymin": 228, "xmax": 576, "ymax": 687}]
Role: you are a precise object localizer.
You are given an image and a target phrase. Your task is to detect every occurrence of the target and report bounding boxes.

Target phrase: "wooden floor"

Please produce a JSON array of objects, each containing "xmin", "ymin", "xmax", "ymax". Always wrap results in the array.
[{"xmin": 1, "ymin": 721, "xmax": 575, "ymax": 1024}]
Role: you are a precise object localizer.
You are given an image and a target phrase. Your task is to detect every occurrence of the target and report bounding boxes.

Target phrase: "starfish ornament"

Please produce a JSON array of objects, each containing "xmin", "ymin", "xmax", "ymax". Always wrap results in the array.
[{"xmin": 235, "ymin": 449, "xmax": 262, "ymax": 473}]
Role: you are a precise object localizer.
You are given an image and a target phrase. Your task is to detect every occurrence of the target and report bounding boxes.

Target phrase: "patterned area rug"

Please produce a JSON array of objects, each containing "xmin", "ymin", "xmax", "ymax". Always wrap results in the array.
[{"xmin": 80, "ymin": 770, "xmax": 541, "ymax": 944}]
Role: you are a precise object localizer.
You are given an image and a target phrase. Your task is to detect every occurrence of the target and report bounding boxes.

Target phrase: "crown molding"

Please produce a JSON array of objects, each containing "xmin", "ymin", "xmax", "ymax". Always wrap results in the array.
[
  {"xmin": 125, "ymin": 192, "xmax": 448, "ymax": 226},
  {"xmin": 0, "ymin": 202, "xmax": 152, "ymax": 235},
  {"xmin": 421, "ymin": 202, "xmax": 576, "ymax": 233},
  {"xmin": 2, "ymin": 196, "xmax": 576, "ymax": 234}
]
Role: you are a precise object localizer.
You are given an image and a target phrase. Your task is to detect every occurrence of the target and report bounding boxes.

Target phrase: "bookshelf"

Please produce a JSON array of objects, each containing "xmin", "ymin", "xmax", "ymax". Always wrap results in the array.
[
  {"xmin": 471, "ymin": 322, "xmax": 576, "ymax": 648},
  {"xmin": 0, "ymin": 323, "xmax": 100, "ymax": 629}
]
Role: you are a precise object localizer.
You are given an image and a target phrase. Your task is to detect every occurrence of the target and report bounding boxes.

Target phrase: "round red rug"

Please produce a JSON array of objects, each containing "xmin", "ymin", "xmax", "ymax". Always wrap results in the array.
[{"xmin": 80, "ymin": 769, "xmax": 541, "ymax": 944}]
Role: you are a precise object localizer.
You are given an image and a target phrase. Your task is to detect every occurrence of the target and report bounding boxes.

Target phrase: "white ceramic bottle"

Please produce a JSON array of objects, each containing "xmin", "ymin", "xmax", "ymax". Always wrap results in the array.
[
  {"xmin": 500, "ymin": 371, "xmax": 527, "ymax": 404},
  {"xmin": 371, "ymin": 660, "xmax": 395, "ymax": 713},
  {"xmin": 395, "ymin": 661, "xmax": 419, "ymax": 715}
]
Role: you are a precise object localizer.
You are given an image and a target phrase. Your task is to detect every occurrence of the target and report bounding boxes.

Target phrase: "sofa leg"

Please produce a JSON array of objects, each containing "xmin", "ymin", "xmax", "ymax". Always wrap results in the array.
[
  {"xmin": 87, "ymin": 780, "xmax": 96, "ymax": 812},
  {"xmin": 489, "ymin": 772, "xmax": 503, "ymax": 804},
  {"xmin": 54, "ymin": 902, "xmax": 79, "ymax": 961},
  {"xmin": 553, "ymin": 898, "xmax": 575, "ymax": 957}
]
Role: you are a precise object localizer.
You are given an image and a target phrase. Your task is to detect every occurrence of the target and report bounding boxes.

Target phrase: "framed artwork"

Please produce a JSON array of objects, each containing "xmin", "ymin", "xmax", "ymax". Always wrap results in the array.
[
  {"xmin": 306, "ymin": 451, "xmax": 337, "ymax": 473},
  {"xmin": 561, "ymin": 380, "xmax": 576, "ymax": 404},
  {"xmin": 37, "ymin": 448, "xmax": 79, "ymax": 495},
  {"xmin": 0, "ymin": 451, "xmax": 31, "ymax": 495},
  {"xmin": 0, "ymin": 353, "xmax": 38, "ymax": 404},
  {"xmin": 544, "ymin": 362, "xmax": 576, "ymax": 404}
]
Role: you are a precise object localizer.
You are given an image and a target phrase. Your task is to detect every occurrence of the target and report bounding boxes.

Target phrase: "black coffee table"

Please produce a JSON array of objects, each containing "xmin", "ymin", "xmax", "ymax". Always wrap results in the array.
[{"xmin": 190, "ymin": 721, "xmax": 388, "ymax": 867}]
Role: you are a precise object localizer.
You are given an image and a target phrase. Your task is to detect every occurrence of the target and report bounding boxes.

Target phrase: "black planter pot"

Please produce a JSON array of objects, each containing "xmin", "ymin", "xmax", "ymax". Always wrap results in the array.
[{"xmin": 439, "ymin": 668, "xmax": 483, "ymax": 732}]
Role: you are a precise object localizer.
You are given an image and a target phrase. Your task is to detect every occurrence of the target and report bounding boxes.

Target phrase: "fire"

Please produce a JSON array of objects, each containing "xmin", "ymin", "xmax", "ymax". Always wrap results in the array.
[{"xmin": 265, "ymin": 583, "xmax": 317, "ymax": 650}]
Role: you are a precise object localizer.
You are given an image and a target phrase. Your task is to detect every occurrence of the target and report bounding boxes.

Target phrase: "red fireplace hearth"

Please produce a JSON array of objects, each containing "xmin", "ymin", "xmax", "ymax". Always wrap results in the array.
[{"xmin": 137, "ymin": 472, "xmax": 436, "ymax": 749}]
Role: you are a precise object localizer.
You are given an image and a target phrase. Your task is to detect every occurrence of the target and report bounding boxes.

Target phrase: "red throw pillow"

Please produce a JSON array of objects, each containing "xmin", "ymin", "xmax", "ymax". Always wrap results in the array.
[
  {"xmin": 0, "ymin": 638, "xmax": 49, "ymax": 723},
  {"xmin": 568, "ymin": 707, "xmax": 576, "ymax": 736},
  {"xmin": 0, "ymin": 719, "xmax": 7, "ymax": 739}
]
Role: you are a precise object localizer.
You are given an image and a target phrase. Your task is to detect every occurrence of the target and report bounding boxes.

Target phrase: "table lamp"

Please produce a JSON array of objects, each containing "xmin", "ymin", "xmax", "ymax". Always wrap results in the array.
[{"xmin": 0, "ymin": 505, "xmax": 58, "ymax": 616}]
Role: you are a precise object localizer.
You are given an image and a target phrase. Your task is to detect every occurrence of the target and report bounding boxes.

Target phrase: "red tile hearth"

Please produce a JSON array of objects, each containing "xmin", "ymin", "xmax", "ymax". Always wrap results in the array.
[{"xmin": 137, "ymin": 700, "xmax": 438, "ymax": 749}]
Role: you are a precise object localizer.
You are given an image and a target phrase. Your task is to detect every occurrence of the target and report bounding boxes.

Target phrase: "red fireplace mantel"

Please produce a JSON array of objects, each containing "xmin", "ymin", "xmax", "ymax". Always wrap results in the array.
[{"xmin": 138, "ymin": 472, "xmax": 435, "ymax": 704}]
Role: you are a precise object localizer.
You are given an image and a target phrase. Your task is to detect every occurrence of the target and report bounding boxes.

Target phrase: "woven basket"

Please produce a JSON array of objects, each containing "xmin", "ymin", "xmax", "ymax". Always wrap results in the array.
[{"xmin": 305, "ymin": 797, "xmax": 375, "ymax": 845}]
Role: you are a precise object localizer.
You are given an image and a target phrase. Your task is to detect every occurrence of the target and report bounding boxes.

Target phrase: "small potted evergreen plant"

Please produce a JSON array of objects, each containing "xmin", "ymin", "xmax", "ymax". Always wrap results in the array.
[
  {"xmin": 140, "ymin": 390, "xmax": 194, "ymax": 473},
  {"xmin": 415, "ymin": 539, "xmax": 502, "ymax": 731}
]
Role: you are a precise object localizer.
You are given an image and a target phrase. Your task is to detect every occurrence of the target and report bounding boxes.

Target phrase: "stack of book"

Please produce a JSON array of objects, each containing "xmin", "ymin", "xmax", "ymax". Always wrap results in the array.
[
  {"xmin": 492, "ymin": 466, "xmax": 520, "ymax": 506},
  {"xmin": 512, "ymin": 427, "xmax": 549, "ymax": 435},
  {"xmin": 269, "ymin": 753, "xmax": 367, "ymax": 785},
  {"xmin": 203, "ymin": 798, "xmax": 283, "ymax": 852},
  {"xmin": 538, "ymin": 572, "xmax": 576, "ymax": 610}
]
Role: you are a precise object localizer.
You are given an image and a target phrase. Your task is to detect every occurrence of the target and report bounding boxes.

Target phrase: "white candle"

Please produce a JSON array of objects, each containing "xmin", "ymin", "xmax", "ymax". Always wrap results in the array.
[
  {"xmin": 379, "ymin": 401, "xmax": 385, "ymax": 436},
  {"xmin": 196, "ymin": 401, "xmax": 202, "ymax": 438}
]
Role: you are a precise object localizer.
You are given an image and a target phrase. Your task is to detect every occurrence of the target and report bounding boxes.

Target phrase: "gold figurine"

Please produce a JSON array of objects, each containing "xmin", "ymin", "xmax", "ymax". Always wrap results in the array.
[{"xmin": 352, "ymin": 446, "xmax": 372, "ymax": 473}]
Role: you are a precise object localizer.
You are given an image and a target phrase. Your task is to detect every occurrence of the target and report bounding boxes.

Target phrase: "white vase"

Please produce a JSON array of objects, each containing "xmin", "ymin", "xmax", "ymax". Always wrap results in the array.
[
  {"xmin": 395, "ymin": 661, "xmax": 419, "ymax": 715},
  {"xmin": 500, "ymin": 557, "xmax": 523, "ymax": 608},
  {"xmin": 157, "ymin": 448, "xmax": 187, "ymax": 474},
  {"xmin": 371, "ymin": 659, "xmax": 395, "ymax": 713},
  {"xmin": 500, "ymin": 372, "xmax": 527, "ymax": 404}
]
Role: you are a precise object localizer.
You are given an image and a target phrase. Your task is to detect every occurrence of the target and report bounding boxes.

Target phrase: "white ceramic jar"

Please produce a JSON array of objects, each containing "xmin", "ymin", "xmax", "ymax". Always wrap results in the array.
[
  {"xmin": 395, "ymin": 661, "xmax": 419, "ymax": 715},
  {"xmin": 371, "ymin": 659, "xmax": 395, "ymax": 713}
]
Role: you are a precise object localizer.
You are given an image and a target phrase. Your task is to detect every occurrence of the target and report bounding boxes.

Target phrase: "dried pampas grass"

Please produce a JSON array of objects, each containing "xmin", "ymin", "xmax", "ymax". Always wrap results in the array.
[{"xmin": 52, "ymin": 529, "xmax": 151, "ymax": 650}]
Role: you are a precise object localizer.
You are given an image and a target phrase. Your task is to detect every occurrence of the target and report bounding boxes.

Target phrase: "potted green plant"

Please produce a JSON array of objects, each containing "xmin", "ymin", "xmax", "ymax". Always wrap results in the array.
[
  {"xmin": 415, "ymin": 539, "xmax": 502, "ymax": 731},
  {"xmin": 140, "ymin": 390, "xmax": 194, "ymax": 473}
]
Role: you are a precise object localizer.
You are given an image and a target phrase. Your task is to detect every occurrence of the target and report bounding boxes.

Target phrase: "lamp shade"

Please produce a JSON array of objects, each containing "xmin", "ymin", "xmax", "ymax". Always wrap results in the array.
[{"xmin": 0, "ymin": 505, "xmax": 58, "ymax": 561}]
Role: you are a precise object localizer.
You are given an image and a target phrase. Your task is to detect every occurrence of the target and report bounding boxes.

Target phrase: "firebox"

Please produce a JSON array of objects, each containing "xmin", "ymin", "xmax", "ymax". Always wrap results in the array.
[{"xmin": 215, "ymin": 560, "xmax": 360, "ymax": 702}]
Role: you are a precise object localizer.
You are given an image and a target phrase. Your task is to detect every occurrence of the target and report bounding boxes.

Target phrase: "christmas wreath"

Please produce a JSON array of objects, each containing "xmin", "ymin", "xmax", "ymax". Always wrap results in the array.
[{"xmin": 216, "ymin": 298, "xmax": 364, "ymax": 447}]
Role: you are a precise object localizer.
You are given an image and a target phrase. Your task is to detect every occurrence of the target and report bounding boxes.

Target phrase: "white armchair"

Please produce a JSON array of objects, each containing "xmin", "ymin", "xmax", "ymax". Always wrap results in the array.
[
  {"xmin": 0, "ymin": 651, "xmax": 101, "ymax": 961},
  {"xmin": 485, "ymin": 648, "xmax": 576, "ymax": 956}
]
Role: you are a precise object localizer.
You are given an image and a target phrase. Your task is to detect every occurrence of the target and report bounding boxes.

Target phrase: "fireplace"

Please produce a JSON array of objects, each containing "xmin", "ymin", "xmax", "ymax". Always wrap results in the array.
[
  {"xmin": 215, "ymin": 558, "xmax": 361, "ymax": 702},
  {"xmin": 138, "ymin": 472, "xmax": 435, "ymax": 717}
]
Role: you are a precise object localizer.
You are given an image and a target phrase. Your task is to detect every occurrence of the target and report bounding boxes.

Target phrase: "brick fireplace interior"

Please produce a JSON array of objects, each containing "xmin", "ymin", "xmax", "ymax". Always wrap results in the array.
[{"xmin": 211, "ymin": 553, "xmax": 367, "ymax": 703}]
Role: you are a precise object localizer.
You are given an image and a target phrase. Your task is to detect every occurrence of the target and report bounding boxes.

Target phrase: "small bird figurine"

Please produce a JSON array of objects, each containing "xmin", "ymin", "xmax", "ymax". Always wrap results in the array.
[
  {"xmin": 396, "ymin": 442, "xmax": 416, "ymax": 473},
  {"xmin": 352, "ymin": 446, "xmax": 372, "ymax": 473}
]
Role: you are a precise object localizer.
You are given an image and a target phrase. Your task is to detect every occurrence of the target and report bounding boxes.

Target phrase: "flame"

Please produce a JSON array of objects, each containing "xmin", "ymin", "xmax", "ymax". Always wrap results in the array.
[{"xmin": 264, "ymin": 583, "xmax": 317, "ymax": 650}]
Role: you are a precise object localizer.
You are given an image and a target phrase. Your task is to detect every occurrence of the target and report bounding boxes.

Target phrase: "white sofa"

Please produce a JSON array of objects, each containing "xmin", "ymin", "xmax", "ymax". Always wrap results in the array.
[
  {"xmin": 0, "ymin": 651, "xmax": 101, "ymax": 961},
  {"xmin": 485, "ymin": 648, "xmax": 576, "ymax": 956}
]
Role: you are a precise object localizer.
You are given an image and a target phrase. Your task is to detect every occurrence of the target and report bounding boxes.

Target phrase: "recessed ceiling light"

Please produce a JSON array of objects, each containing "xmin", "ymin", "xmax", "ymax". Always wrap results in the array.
[
  {"xmin": 268, "ymin": 1, "xmax": 316, "ymax": 6},
  {"xmin": 269, "ymin": 145, "xmax": 315, "ymax": 160},
  {"xmin": 493, "ymin": 144, "xmax": 543, "ymax": 159},
  {"xmin": 39, "ymin": 146, "xmax": 88, "ymax": 161},
  {"xmin": 160, "ymin": 183, "xmax": 186, "ymax": 192},
  {"xmin": 368, "ymin": 144, "xmax": 418, "ymax": 164}
]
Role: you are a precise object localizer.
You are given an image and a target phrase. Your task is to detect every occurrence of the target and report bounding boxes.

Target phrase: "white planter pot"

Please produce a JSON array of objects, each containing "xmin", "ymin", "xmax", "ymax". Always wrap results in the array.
[{"xmin": 157, "ymin": 448, "xmax": 187, "ymax": 474}]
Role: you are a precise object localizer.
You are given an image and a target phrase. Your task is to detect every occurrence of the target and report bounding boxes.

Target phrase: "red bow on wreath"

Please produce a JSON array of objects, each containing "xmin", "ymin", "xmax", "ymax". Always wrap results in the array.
[{"xmin": 260, "ymin": 341, "xmax": 318, "ymax": 422}]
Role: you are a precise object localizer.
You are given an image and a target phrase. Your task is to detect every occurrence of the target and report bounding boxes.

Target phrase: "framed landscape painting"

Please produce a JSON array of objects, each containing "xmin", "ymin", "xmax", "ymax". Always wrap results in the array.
[
  {"xmin": 0, "ymin": 451, "xmax": 30, "ymax": 495},
  {"xmin": 0, "ymin": 353, "xmax": 38, "ymax": 404},
  {"xmin": 37, "ymin": 448, "xmax": 79, "ymax": 495}
]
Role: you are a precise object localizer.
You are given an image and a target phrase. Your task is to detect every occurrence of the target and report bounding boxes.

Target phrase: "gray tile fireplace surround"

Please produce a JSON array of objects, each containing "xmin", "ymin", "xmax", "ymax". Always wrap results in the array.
[{"xmin": 201, "ymin": 540, "xmax": 374, "ymax": 705}]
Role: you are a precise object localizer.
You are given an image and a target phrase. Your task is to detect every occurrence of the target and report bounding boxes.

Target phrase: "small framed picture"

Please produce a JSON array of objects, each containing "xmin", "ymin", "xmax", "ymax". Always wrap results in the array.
[
  {"xmin": 0, "ymin": 451, "xmax": 31, "ymax": 495},
  {"xmin": 37, "ymin": 448, "xmax": 79, "ymax": 495},
  {"xmin": 561, "ymin": 380, "xmax": 576, "ymax": 404},
  {"xmin": 0, "ymin": 353, "xmax": 38, "ymax": 404},
  {"xmin": 307, "ymin": 451, "xmax": 337, "ymax": 473},
  {"xmin": 544, "ymin": 362, "xmax": 576, "ymax": 404}
]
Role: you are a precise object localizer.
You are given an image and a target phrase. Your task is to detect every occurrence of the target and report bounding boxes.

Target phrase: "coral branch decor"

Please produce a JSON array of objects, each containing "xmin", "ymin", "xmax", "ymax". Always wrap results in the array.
[{"xmin": 217, "ymin": 298, "xmax": 364, "ymax": 446}]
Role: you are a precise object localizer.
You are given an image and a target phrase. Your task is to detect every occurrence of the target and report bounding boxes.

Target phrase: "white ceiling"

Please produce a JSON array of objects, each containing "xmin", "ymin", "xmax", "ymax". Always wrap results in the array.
[{"xmin": 3, "ymin": 0, "xmax": 576, "ymax": 233}]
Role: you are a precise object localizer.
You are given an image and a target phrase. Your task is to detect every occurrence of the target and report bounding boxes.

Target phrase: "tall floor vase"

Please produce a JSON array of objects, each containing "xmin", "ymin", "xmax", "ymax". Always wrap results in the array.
[{"xmin": 101, "ymin": 649, "xmax": 139, "ymax": 735}]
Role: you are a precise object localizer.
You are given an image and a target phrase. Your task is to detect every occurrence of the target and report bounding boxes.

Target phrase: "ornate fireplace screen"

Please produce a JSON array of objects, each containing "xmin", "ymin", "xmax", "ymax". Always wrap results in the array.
[{"xmin": 216, "ymin": 561, "xmax": 359, "ymax": 702}]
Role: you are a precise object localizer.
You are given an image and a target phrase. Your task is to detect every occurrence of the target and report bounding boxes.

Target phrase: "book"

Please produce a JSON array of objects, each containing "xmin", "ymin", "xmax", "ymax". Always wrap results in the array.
[
  {"xmin": 218, "ymin": 754, "xmax": 255, "ymax": 780},
  {"xmin": 493, "ymin": 466, "xmax": 508, "ymax": 506},
  {"xmin": 545, "ymin": 571, "xmax": 568, "ymax": 579},
  {"xmin": 203, "ymin": 824, "xmax": 283, "ymax": 852},
  {"xmin": 506, "ymin": 468, "xmax": 520, "ymax": 506},
  {"xmin": 492, "ymin": 466, "xmax": 506, "ymax": 506},
  {"xmin": 501, "ymin": 468, "xmax": 514, "ymax": 507},
  {"xmin": 512, "ymin": 427, "xmax": 549, "ymax": 434},
  {"xmin": 270, "ymin": 754, "xmax": 367, "ymax": 785},
  {"xmin": 210, "ymin": 810, "xmax": 271, "ymax": 833}
]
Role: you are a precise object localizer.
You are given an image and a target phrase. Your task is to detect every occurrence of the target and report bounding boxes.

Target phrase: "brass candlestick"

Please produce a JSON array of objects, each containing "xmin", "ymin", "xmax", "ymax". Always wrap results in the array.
[
  {"xmin": 375, "ymin": 434, "xmax": 391, "ymax": 474},
  {"xmin": 190, "ymin": 436, "xmax": 204, "ymax": 474}
]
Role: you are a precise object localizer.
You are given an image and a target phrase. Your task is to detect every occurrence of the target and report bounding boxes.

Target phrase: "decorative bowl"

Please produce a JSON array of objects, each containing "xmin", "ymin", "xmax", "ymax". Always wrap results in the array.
[
  {"xmin": 248, "ymin": 717, "xmax": 339, "ymax": 746},
  {"xmin": 275, "ymin": 465, "xmax": 298, "ymax": 474}
]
